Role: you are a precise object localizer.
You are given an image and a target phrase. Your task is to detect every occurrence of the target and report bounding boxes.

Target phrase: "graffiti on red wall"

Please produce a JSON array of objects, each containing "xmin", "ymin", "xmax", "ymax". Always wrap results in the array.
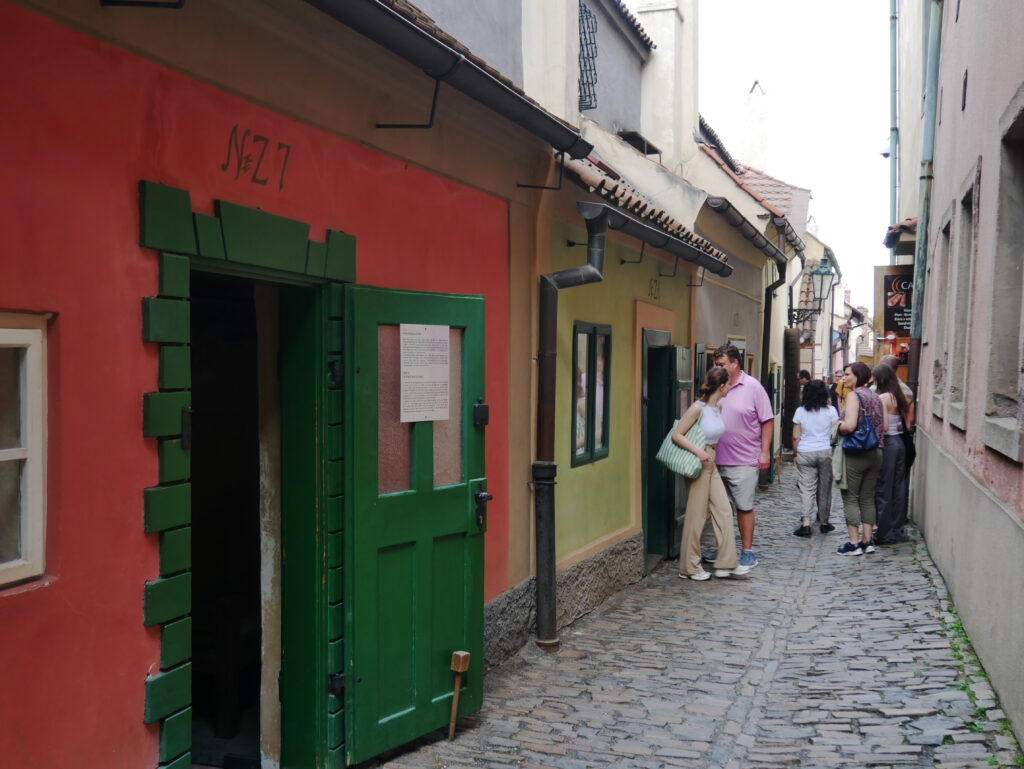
[{"xmin": 221, "ymin": 124, "xmax": 291, "ymax": 191}]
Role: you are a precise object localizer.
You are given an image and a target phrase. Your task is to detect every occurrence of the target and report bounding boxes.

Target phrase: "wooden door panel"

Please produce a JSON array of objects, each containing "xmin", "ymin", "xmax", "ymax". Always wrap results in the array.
[{"xmin": 345, "ymin": 285, "xmax": 485, "ymax": 765}]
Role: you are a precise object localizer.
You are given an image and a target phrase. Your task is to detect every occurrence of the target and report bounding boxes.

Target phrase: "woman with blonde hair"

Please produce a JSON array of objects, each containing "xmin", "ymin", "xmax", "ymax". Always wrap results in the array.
[{"xmin": 675, "ymin": 366, "xmax": 742, "ymax": 580}]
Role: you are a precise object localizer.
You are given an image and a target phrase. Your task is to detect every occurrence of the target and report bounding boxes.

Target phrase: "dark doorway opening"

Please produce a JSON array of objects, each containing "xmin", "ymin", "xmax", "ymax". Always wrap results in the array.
[
  {"xmin": 641, "ymin": 329, "xmax": 673, "ymax": 573},
  {"xmin": 190, "ymin": 273, "xmax": 262, "ymax": 768}
]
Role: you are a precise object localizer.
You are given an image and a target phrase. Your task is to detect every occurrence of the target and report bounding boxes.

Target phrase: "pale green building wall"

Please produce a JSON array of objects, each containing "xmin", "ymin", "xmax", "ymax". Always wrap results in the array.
[{"xmin": 552, "ymin": 219, "xmax": 692, "ymax": 559}]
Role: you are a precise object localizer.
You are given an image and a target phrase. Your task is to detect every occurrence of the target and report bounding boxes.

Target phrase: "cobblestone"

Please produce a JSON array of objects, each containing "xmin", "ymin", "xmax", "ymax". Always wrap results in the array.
[{"xmin": 359, "ymin": 463, "xmax": 1022, "ymax": 768}]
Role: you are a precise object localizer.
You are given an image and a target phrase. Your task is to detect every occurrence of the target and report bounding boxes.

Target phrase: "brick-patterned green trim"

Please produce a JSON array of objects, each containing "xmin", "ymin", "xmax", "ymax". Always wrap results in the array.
[
  {"xmin": 158, "ymin": 439, "xmax": 190, "ymax": 484},
  {"xmin": 217, "ymin": 200, "xmax": 310, "ymax": 273},
  {"xmin": 158, "ymin": 346, "xmax": 191, "ymax": 390},
  {"xmin": 160, "ymin": 707, "xmax": 192, "ymax": 761},
  {"xmin": 193, "ymin": 213, "xmax": 226, "ymax": 260},
  {"xmin": 144, "ymin": 483, "xmax": 190, "ymax": 533},
  {"xmin": 159, "ymin": 527, "xmax": 191, "ymax": 576},
  {"xmin": 328, "ymin": 710, "xmax": 344, "ymax": 749},
  {"xmin": 143, "ymin": 298, "xmax": 190, "ymax": 344},
  {"xmin": 325, "ymin": 229, "xmax": 356, "ymax": 282},
  {"xmin": 144, "ymin": 662, "xmax": 192, "ymax": 723},
  {"xmin": 160, "ymin": 617, "xmax": 191, "ymax": 670},
  {"xmin": 143, "ymin": 573, "xmax": 191, "ymax": 627},
  {"xmin": 143, "ymin": 391, "xmax": 190, "ymax": 438},
  {"xmin": 139, "ymin": 180, "xmax": 356, "ymax": 766},
  {"xmin": 140, "ymin": 182, "xmax": 197, "ymax": 255}
]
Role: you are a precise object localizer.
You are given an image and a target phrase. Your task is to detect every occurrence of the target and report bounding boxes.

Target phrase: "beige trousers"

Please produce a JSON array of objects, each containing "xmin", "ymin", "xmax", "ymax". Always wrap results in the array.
[{"xmin": 679, "ymin": 445, "xmax": 738, "ymax": 575}]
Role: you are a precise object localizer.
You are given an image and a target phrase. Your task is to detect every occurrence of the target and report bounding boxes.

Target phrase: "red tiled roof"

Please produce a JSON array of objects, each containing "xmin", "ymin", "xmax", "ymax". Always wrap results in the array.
[
  {"xmin": 607, "ymin": 0, "xmax": 656, "ymax": 50},
  {"xmin": 565, "ymin": 156, "xmax": 727, "ymax": 263},
  {"xmin": 738, "ymin": 165, "xmax": 810, "ymax": 222}
]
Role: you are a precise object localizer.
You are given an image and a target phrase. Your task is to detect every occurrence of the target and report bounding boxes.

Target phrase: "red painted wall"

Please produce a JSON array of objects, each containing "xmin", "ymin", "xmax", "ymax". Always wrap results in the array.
[{"xmin": 0, "ymin": 4, "xmax": 510, "ymax": 765}]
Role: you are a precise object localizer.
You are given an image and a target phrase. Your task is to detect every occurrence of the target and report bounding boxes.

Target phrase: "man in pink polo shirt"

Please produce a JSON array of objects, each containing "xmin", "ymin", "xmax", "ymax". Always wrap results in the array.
[{"xmin": 712, "ymin": 344, "xmax": 774, "ymax": 573}]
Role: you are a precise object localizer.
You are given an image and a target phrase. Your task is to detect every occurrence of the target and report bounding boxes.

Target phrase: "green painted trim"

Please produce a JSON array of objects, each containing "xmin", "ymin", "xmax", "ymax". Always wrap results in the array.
[
  {"xmin": 158, "ymin": 346, "xmax": 191, "ymax": 390},
  {"xmin": 328, "ymin": 638, "xmax": 343, "ymax": 673},
  {"xmin": 328, "ymin": 710, "xmax": 344, "ymax": 749},
  {"xmin": 327, "ymin": 565, "xmax": 343, "ymax": 604},
  {"xmin": 143, "ymin": 391, "xmax": 191, "ymax": 438},
  {"xmin": 160, "ymin": 753, "xmax": 192, "ymax": 769},
  {"xmin": 159, "ymin": 527, "xmax": 191, "ymax": 576},
  {"xmin": 158, "ymin": 439, "xmax": 190, "ymax": 484},
  {"xmin": 217, "ymin": 200, "xmax": 310, "ymax": 273},
  {"xmin": 193, "ymin": 213, "xmax": 226, "ymax": 260},
  {"xmin": 327, "ymin": 693, "xmax": 342, "ymax": 714},
  {"xmin": 325, "ymin": 230, "xmax": 356, "ymax": 282},
  {"xmin": 327, "ymin": 530, "xmax": 343, "ymax": 568},
  {"xmin": 159, "ymin": 253, "xmax": 191, "ymax": 298},
  {"xmin": 329, "ymin": 746, "xmax": 345, "ymax": 769},
  {"xmin": 327, "ymin": 602, "xmax": 343, "ymax": 641},
  {"xmin": 143, "ymin": 297, "xmax": 190, "ymax": 344},
  {"xmin": 307, "ymin": 240, "xmax": 327, "ymax": 278},
  {"xmin": 326, "ymin": 424, "xmax": 342, "ymax": 461},
  {"xmin": 144, "ymin": 483, "xmax": 190, "ymax": 533},
  {"xmin": 327, "ymin": 319, "xmax": 343, "ymax": 354},
  {"xmin": 327, "ymin": 459, "xmax": 343, "ymax": 497},
  {"xmin": 139, "ymin": 181, "xmax": 197, "ymax": 256},
  {"xmin": 327, "ymin": 283, "xmax": 344, "ymax": 317},
  {"xmin": 144, "ymin": 662, "xmax": 192, "ymax": 723},
  {"xmin": 161, "ymin": 617, "xmax": 192, "ymax": 669},
  {"xmin": 143, "ymin": 573, "xmax": 191, "ymax": 627},
  {"xmin": 326, "ymin": 495, "xmax": 342, "ymax": 532},
  {"xmin": 160, "ymin": 707, "xmax": 192, "ymax": 761}
]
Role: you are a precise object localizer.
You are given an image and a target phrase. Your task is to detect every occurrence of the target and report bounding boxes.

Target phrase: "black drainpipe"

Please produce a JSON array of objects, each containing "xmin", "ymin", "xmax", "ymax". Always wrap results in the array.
[
  {"xmin": 533, "ymin": 203, "xmax": 607, "ymax": 651},
  {"xmin": 761, "ymin": 219, "xmax": 789, "ymax": 385}
]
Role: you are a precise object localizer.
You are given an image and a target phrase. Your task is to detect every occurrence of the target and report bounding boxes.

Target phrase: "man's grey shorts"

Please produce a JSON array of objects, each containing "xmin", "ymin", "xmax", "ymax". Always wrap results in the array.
[{"xmin": 717, "ymin": 465, "xmax": 759, "ymax": 512}]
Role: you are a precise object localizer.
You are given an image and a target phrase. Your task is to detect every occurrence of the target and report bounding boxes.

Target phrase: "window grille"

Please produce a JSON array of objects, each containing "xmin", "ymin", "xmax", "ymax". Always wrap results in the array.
[{"xmin": 578, "ymin": 2, "xmax": 597, "ymax": 111}]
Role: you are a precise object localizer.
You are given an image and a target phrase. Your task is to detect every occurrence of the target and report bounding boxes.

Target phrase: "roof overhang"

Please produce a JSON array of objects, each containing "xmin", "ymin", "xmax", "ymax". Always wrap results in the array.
[
  {"xmin": 706, "ymin": 197, "xmax": 786, "ymax": 268},
  {"xmin": 579, "ymin": 202, "xmax": 733, "ymax": 277},
  {"xmin": 304, "ymin": 0, "xmax": 593, "ymax": 159}
]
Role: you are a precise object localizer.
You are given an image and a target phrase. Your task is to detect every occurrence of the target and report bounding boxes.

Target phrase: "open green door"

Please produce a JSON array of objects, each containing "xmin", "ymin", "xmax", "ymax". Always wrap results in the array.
[{"xmin": 344, "ymin": 285, "xmax": 486, "ymax": 765}]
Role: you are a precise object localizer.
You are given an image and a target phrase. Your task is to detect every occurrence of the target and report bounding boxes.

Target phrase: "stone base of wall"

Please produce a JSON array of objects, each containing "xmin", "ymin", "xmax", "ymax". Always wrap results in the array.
[
  {"xmin": 913, "ymin": 432, "xmax": 1024, "ymax": 740},
  {"xmin": 483, "ymin": 531, "xmax": 644, "ymax": 669}
]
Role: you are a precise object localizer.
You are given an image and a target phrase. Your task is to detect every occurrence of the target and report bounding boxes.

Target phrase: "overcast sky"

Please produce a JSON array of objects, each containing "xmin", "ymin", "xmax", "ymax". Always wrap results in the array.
[{"xmin": 630, "ymin": 1, "xmax": 892, "ymax": 314}]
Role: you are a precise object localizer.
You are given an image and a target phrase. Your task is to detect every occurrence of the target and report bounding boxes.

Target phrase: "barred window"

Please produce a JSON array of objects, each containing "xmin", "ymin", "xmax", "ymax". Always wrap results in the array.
[{"xmin": 578, "ymin": 1, "xmax": 598, "ymax": 111}]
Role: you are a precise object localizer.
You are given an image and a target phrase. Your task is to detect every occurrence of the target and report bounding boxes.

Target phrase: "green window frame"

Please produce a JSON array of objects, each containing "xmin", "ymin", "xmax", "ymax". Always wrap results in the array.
[{"xmin": 571, "ymin": 322, "xmax": 611, "ymax": 466}]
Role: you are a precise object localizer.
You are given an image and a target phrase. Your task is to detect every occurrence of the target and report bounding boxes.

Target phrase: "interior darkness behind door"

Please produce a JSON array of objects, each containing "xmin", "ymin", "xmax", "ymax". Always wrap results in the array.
[{"xmin": 190, "ymin": 273, "xmax": 261, "ymax": 768}]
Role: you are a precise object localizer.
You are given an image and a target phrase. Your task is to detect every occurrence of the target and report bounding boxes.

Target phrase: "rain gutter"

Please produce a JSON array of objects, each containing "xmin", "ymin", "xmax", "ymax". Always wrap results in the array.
[
  {"xmin": 907, "ymin": 0, "xmax": 943, "ymax": 400},
  {"xmin": 705, "ymin": 197, "xmax": 787, "ymax": 268},
  {"xmin": 890, "ymin": 0, "xmax": 900, "ymax": 263},
  {"xmin": 304, "ymin": 0, "xmax": 593, "ymax": 159}
]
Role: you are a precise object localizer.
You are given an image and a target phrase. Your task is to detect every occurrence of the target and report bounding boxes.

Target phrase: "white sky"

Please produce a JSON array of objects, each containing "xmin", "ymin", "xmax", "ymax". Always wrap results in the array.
[{"xmin": 629, "ymin": 1, "xmax": 892, "ymax": 314}]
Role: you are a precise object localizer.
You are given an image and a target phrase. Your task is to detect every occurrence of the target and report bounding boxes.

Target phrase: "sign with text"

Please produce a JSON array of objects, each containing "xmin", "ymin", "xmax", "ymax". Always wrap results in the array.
[
  {"xmin": 400, "ymin": 324, "xmax": 450, "ymax": 422},
  {"xmin": 882, "ymin": 266, "xmax": 914, "ymax": 336}
]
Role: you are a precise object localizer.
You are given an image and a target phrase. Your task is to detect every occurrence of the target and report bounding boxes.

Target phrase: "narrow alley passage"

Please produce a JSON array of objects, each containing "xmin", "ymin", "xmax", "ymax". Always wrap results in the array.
[{"xmin": 363, "ymin": 463, "xmax": 1020, "ymax": 769}]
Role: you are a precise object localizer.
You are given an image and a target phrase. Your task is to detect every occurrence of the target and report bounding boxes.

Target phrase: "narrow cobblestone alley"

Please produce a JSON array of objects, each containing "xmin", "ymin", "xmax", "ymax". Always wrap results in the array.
[{"xmin": 363, "ymin": 462, "xmax": 1021, "ymax": 769}]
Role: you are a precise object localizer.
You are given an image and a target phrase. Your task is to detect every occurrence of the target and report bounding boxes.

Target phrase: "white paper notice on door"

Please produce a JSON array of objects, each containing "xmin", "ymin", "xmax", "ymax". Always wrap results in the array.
[{"xmin": 400, "ymin": 323, "xmax": 450, "ymax": 422}]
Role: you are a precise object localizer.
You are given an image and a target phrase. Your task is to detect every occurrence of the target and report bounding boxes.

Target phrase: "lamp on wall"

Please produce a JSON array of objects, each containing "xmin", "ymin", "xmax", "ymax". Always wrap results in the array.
[{"xmin": 789, "ymin": 260, "xmax": 836, "ymax": 324}]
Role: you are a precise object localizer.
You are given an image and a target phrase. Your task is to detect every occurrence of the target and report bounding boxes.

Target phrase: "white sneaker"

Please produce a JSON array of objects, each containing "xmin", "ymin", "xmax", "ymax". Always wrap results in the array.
[
  {"xmin": 680, "ymin": 570, "xmax": 711, "ymax": 581},
  {"xmin": 713, "ymin": 569, "xmax": 732, "ymax": 578}
]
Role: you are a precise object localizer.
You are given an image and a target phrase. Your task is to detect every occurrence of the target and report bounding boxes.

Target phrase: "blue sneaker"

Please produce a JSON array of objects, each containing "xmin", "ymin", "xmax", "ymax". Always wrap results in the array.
[
  {"xmin": 731, "ymin": 549, "xmax": 757, "ymax": 575},
  {"xmin": 837, "ymin": 541, "xmax": 863, "ymax": 555},
  {"xmin": 701, "ymin": 549, "xmax": 718, "ymax": 564}
]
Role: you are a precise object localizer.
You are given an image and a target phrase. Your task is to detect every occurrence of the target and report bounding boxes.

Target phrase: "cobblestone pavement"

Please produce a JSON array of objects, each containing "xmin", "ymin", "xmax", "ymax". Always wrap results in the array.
[{"xmin": 361, "ymin": 461, "xmax": 1022, "ymax": 769}]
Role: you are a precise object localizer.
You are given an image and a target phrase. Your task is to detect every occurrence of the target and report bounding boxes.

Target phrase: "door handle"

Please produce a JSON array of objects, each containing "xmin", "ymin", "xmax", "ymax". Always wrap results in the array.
[{"xmin": 474, "ymin": 484, "xmax": 492, "ymax": 533}]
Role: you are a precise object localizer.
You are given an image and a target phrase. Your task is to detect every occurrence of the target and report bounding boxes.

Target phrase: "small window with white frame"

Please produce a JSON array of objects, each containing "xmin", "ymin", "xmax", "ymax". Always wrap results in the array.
[{"xmin": 0, "ymin": 314, "xmax": 47, "ymax": 587}]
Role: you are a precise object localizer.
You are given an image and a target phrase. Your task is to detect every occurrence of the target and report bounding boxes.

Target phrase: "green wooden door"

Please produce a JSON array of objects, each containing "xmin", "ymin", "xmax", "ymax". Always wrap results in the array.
[
  {"xmin": 344, "ymin": 285, "xmax": 486, "ymax": 765},
  {"xmin": 667, "ymin": 345, "xmax": 693, "ymax": 559}
]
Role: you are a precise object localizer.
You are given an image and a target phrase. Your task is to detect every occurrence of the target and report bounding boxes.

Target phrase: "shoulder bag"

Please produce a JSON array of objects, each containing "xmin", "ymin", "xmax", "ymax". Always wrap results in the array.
[
  {"xmin": 656, "ymin": 418, "xmax": 706, "ymax": 479},
  {"xmin": 842, "ymin": 391, "xmax": 880, "ymax": 453}
]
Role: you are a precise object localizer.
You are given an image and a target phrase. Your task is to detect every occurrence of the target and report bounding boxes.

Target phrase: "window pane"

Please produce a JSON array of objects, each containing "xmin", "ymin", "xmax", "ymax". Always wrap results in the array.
[
  {"xmin": 594, "ymin": 334, "xmax": 606, "ymax": 450},
  {"xmin": 378, "ymin": 326, "xmax": 412, "ymax": 494},
  {"xmin": 0, "ymin": 459, "xmax": 23, "ymax": 562},
  {"xmin": 575, "ymin": 332, "xmax": 589, "ymax": 458},
  {"xmin": 0, "ymin": 347, "xmax": 22, "ymax": 450},
  {"xmin": 433, "ymin": 329, "xmax": 463, "ymax": 487}
]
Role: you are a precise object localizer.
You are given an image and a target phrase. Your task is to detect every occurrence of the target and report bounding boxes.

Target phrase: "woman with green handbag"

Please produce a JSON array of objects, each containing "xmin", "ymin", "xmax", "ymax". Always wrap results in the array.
[{"xmin": 675, "ymin": 366, "xmax": 740, "ymax": 580}]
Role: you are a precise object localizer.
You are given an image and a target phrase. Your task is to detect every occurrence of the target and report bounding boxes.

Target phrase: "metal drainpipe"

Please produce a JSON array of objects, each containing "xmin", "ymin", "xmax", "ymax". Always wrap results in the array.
[
  {"xmin": 533, "ymin": 206, "xmax": 607, "ymax": 651},
  {"xmin": 890, "ymin": 0, "xmax": 900, "ymax": 264},
  {"xmin": 761, "ymin": 220, "xmax": 788, "ymax": 385},
  {"xmin": 907, "ymin": 0, "xmax": 944, "ymax": 400}
]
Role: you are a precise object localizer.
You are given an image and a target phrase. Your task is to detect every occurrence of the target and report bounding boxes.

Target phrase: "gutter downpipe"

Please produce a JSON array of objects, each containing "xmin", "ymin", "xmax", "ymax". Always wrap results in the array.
[
  {"xmin": 762, "ymin": 219, "xmax": 789, "ymax": 385},
  {"xmin": 890, "ymin": 0, "xmax": 900, "ymax": 264},
  {"xmin": 908, "ymin": 0, "xmax": 943, "ymax": 400},
  {"xmin": 533, "ymin": 204, "xmax": 607, "ymax": 651}
]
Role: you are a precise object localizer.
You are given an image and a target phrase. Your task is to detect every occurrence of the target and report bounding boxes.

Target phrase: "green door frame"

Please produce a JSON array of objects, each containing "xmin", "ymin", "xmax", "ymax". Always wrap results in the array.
[{"xmin": 138, "ymin": 181, "xmax": 354, "ymax": 768}]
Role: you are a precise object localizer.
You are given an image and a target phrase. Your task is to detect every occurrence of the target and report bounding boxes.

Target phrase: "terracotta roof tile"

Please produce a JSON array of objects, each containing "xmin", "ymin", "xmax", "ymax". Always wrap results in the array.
[
  {"xmin": 883, "ymin": 217, "xmax": 917, "ymax": 248},
  {"xmin": 608, "ymin": 0, "xmax": 656, "ymax": 50},
  {"xmin": 565, "ymin": 156, "xmax": 727, "ymax": 263}
]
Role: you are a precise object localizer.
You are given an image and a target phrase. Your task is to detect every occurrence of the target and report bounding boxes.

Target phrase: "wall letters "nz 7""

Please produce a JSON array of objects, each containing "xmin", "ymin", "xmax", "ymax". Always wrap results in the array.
[{"xmin": 221, "ymin": 124, "xmax": 291, "ymax": 191}]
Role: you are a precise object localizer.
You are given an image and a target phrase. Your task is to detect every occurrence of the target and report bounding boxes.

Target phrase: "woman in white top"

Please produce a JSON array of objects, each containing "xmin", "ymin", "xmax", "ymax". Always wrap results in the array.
[
  {"xmin": 872, "ymin": 364, "xmax": 912, "ymax": 544},
  {"xmin": 674, "ymin": 366, "xmax": 740, "ymax": 580},
  {"xmin": 792, "ymin": 379, "xmax": 841, "ymax": 537}
]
